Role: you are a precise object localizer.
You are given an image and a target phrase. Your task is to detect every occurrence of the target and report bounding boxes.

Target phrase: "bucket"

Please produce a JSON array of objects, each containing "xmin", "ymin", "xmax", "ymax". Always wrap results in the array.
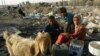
[
  {"xmin": 89, "ymin": 41, "xmax": 100, "ymax": 56},
  {"xmin": 69, "ymin": 40, "xmax": 84, "ymax": 56}
]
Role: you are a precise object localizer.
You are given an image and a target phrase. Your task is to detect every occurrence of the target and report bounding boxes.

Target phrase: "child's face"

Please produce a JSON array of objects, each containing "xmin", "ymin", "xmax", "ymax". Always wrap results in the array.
[
  {"xmin": 73, "ymin": 18, "xmax": 80, "ymax": 25},
  {"xmin": 60, "ymin": 13, "xmax": 66, "ymax": 17},
  {"xmin": 48, "ymin": 19, "xmax": 53, "ymax": 25}
]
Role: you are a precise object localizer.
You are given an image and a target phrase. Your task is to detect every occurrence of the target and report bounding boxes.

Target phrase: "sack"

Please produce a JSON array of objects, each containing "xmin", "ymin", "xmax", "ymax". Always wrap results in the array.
[{"xmin": 52, "ymin": 44, "xmax": 69, "ymax": 56}]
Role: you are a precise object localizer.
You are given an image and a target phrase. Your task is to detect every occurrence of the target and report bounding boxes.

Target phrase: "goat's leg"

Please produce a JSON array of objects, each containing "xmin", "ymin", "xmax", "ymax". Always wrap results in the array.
[{"xmin": 6, "ymin": 42, "xmax": 14, "ymax": 56}]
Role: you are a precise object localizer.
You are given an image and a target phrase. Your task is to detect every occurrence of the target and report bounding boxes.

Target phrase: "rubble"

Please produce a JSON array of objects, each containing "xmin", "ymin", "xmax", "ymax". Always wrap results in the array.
[{"xmin": 0, "ymin": 5, "xmax": 100, "ymax": 56}]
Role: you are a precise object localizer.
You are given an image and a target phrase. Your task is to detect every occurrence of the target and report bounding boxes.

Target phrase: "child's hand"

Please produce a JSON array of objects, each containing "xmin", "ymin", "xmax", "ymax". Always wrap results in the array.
[{"xmin": 61, "ymin": 33, "xmax": 69, "ymax": 35}]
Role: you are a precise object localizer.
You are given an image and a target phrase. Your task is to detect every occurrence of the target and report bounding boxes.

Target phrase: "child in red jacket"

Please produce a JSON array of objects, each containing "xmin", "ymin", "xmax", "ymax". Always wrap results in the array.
[{"xmin": 55, "ymin": 16, "xmax": 86, "ymax": 45}]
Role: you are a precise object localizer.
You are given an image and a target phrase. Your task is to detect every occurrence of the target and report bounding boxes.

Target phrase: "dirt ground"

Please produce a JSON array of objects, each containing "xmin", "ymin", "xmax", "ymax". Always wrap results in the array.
[{"xmin": 0, "ymin": 14, "xmax": 45, "ymax": 56}]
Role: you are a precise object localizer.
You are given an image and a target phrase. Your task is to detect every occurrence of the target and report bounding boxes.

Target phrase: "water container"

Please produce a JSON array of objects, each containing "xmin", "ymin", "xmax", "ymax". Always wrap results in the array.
[
  {"xmin": 69, "ymin": 40, "xmax": 84, "ymax": 56},
  {"xmin": 52, "ymin": 44, "xmax": 69, "ymax": 56}
]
